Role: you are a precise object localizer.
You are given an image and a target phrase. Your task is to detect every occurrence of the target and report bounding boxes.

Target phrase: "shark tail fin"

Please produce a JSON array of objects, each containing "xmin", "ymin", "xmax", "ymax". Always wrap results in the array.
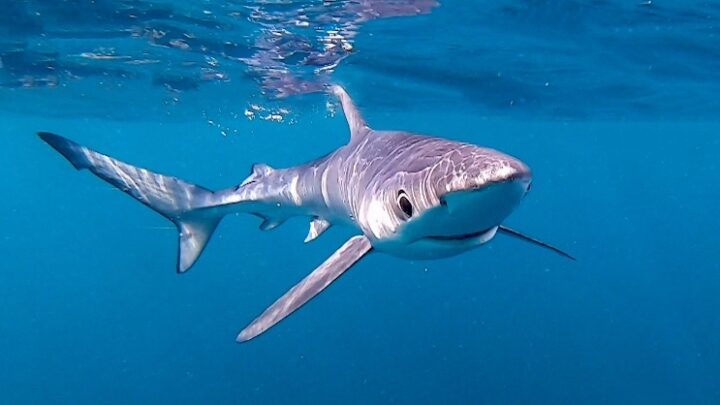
[{"xmin": 39, "ymin": 132, "xmax": 222, "ymax": 273}]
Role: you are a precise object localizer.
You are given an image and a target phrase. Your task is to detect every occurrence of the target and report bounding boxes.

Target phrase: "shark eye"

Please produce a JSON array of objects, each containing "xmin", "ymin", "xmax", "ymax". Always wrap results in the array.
[{"xmin": 397, "ymin": 190, "xmax": 414, "ymax": 218}]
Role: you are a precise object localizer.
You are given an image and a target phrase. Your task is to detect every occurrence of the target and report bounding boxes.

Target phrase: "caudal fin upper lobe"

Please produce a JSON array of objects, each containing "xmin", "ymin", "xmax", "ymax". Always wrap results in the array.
[{"xmin": 39, "ymin": 132, "xmax": 220, "ymax": 273}]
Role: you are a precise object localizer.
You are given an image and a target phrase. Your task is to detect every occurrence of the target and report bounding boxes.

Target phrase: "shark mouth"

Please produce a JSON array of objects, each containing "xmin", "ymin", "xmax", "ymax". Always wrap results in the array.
[{"xmin": 424, "ymin": 226, "xmax": 496, "ymax": 241}]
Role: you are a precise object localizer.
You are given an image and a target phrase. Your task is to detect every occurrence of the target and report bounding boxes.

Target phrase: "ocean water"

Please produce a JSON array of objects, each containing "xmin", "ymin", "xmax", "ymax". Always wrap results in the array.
[{"xmin": 1, "ymin": 1, "xmax": 719, "ymax": 404}]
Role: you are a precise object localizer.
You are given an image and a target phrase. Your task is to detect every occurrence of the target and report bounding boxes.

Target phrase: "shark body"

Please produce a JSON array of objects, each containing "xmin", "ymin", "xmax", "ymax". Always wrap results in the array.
[{"xmin": 39, "ymin": 85, "xmax": 573, "ymax": 342}]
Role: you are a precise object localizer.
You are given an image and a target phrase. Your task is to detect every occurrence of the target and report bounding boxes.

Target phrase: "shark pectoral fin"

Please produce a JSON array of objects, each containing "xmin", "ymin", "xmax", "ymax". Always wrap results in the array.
[
  {"xmin": 498, "ymin": 225, "xmax": 576, "ymax": 261},
  {"xmin": 237, "ymin": 235, "xmax": 373, "ymax": 342},
  {"xmin": 329, "ymin": 85, "xmax": 370, "ymax": 141},
  {"xmin": 304, "ymin": 218, "xmax": 331, "ymax": 243}
]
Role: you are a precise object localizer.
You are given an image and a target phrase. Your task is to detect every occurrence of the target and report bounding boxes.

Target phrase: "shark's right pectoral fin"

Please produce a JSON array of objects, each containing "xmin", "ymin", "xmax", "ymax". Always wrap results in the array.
[{"xmin": 237, "ymin": 235, "xmax": 373, "ymax": 342}]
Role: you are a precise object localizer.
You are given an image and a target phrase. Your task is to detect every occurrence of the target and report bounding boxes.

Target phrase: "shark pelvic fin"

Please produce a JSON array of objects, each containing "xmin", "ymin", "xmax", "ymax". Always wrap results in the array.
[
  {"xmin": 237, "ymin": 235, "xmax": 373, "ymax": 342},
  {"xmin": 330, "ymin": 85, "xmax": 370, "ymax": 141},
  {"xmin": 38, "ymin": 132, "xmax": 223, "ymax": 273},
  {"xmin": 259, "ymin": 217, "xmax": 285, "ymax": 231},
  {"xmin": 304, "ymin": 218, "xmax": 331, "ymax": 243},
  {"xmin": 498, "ymin": 225, "xmax": 576, "ymax": 261}
]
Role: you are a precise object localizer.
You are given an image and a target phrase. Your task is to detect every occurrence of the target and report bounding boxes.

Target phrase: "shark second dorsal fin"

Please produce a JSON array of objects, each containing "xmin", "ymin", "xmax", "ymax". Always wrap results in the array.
[
  {"xmin": 241, "ymin": 163, "xmax": 275, "ymax": 187},
  {"xmin": 330, "ymin": 85, "xmax": 370, "ymax": 141}
]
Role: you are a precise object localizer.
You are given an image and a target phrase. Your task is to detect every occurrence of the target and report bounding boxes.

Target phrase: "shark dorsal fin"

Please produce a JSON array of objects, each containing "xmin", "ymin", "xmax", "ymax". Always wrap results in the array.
[
  {"xmin": 330, "ymin": 85, "xmax": 370, "ymax": 141},
  {"xmin": 241, "ymin": 163, "xmax": 275, "ymax": 187},
  {"xmin": 251, "ymin": 163, "xmax": 274, "ymax": 177},
  {"xmin": 304, "ymin": 218, "xmax": 331, "ymax": 243}
]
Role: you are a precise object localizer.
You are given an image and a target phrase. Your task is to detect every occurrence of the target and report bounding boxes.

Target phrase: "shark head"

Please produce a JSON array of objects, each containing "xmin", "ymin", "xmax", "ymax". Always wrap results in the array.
[{"xmin": 357, "ymin": 134, "xmax": 532, "ymax": 259}]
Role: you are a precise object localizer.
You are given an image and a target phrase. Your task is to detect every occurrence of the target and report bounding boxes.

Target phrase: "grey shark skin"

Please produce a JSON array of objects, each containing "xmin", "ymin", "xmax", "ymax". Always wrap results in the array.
[{"xmin": 39, "ymin": 85, "xmax": 573, "ymax": 343}]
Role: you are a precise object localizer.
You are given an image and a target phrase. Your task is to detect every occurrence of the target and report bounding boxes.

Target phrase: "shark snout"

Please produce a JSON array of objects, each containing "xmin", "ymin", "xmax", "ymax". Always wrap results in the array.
[
  {"xmin": 439, "ymin": 173, "xmax": 530, "ymax": 207},
  {"xmin": 508, "ymin": 167, "xmax": 533, "ymax": 195},
  {"xmin": 491, "ymin": 155, "xmax": 532, "ymax": 191},
  {"xmin": 456, "ymin": 155, "xmax": 532, "ymax": 196},
  {"xmin": 498, "ymin": 155, "xmax": 531, "ymax": 183},
  {"xmin": 432, "ymin": 156, "xmax": 532, "ymax": 234}
]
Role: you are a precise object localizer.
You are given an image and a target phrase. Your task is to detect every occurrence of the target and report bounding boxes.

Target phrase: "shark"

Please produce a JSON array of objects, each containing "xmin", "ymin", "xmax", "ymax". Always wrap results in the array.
[{"xmin": 39, "ymin": 85, "xmax": 574, "ymax": 342}]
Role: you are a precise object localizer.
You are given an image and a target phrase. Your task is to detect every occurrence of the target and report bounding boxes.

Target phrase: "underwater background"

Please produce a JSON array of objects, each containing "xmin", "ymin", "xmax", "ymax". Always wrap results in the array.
[{"xmin": 1, "ymin": 0, "xmax": 719, "ymax": 403}]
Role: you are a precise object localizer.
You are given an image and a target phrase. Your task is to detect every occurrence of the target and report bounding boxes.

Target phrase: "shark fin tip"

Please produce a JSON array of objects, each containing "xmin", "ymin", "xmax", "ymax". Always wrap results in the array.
[
  {"xmin": 38, "ymin": 131, "xmax": 87, "ymax": 170},
  {"xmin": 329, "ymin": 84, "xmax": 369, "ymax": 139},
  {"xmin": 236, "ymin": 330, "xmax": 254, "ymax": 343}
]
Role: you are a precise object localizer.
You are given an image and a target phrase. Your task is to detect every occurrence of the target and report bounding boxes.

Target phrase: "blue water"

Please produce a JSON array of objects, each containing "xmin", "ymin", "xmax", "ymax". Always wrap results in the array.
[{"xmin": 2, "ymin": 1, "xmax": 719, "ymax": 403}]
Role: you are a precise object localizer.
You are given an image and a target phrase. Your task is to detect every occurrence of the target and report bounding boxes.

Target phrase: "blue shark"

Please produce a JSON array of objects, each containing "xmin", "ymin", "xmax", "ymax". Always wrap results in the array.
[{"xmin": 39, "ymin": 85, "xmax": 573, "ymax": 342}]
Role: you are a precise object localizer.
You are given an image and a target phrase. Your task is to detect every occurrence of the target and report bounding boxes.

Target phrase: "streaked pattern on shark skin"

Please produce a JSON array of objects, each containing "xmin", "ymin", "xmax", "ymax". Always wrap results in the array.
[
  {"xmin": 39, "ymin": 85, "xmax": 570, "ymax": 342},
  {"xmin": 210, "ymin": 86, "xmax": 530, "ymax": 249},
  {"xmin": 212, "ymin": 128, "xmax": 529, "ymax": 249},
  {"xmin": 334, "ymin": 130, "xmax": 530, "ymax": 244}
]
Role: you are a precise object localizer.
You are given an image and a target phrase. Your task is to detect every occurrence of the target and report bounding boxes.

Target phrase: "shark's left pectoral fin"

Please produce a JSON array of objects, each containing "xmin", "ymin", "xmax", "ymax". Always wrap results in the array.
[
  {"xmin": 498, "ymin": 225, "xmax": 576, "ymax": 261},
  {"xmin": 237, "ymin": 235, "xmax": 372, "ymax": 342}
]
